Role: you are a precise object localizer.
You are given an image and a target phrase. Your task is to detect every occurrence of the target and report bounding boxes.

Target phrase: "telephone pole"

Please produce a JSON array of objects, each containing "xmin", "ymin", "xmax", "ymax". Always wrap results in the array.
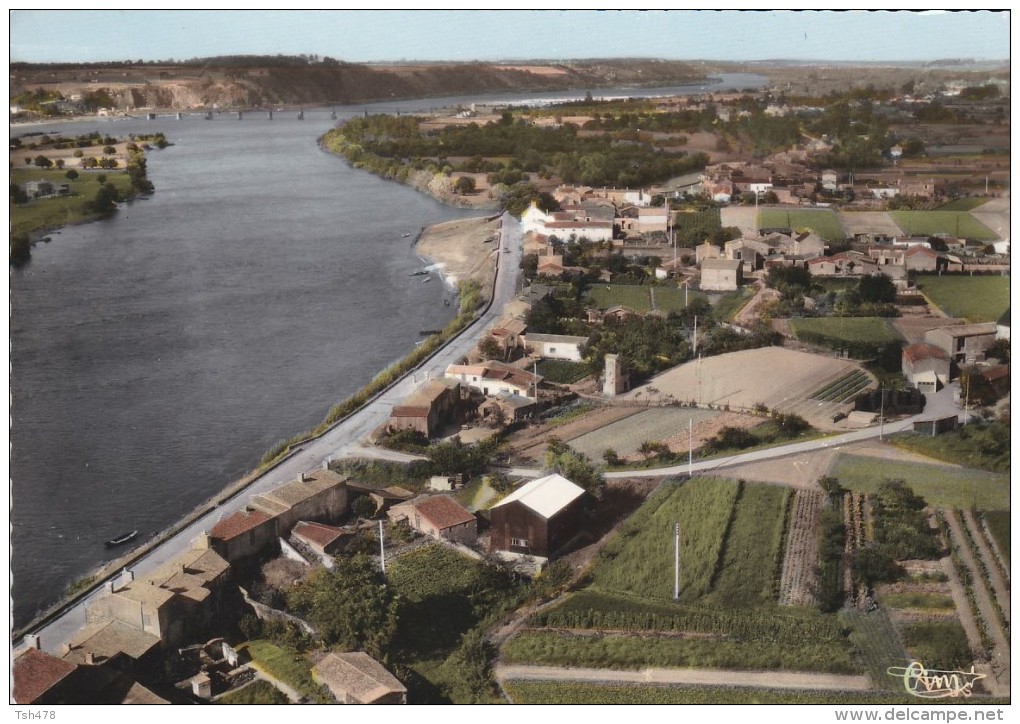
[{"xmin": 673, "ymin": 523, "xmax": 681, "ymax": 600}]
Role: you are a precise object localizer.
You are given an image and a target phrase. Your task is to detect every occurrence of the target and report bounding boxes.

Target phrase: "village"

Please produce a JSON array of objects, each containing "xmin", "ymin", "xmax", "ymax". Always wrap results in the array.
[{"xmin": 14, "ymin": 70, "xmax": 1011, "ymax": 707}]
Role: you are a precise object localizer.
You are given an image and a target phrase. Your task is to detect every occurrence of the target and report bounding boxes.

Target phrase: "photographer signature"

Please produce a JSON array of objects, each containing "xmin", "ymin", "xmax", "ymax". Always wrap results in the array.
[{"xmin": 887, "ymin": 661, "xmax": 986, "ymax": 698}]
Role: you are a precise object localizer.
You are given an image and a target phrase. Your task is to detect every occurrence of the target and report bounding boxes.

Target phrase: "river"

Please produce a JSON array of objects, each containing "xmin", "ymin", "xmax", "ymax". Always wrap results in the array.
[{"xmin": 9, "ymin": 73, "xmax": 765, "ymax": 629}]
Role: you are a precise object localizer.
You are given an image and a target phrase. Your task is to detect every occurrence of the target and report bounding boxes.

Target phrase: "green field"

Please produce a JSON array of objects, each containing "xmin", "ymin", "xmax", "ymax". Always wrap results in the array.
[
  {"xmin": 710, "ymin": 287, "xmax": 756, "ymax": 322},
  {"xmin": 535, "ymin": 359, "xmax": 591, "ymax": 384},
  {"xmin": 888, "ymin": 211, "xmax": 997, "ymax": 241},
  {"xmin": 588, "ymin": 478, "xmax": 739, "ymax": 600},
  {"xmin": 216, "ymin": 680, "xmax": 289, "ymax": 705},
  {"xmin": 242, "ymin": 640, "xmax": 330, "ymax": 703},
  {"xmin": 757, "ymin": 209, "xmax": 846, "ymax": 241},
  {"xmin": 901, "ymin": 621, "xmax": 972, "ymax": 671},
  {"xmin": 936, "ymin": 198, "xmax": 989, "ymax": 211},
  {"xmin": 913, "ymin": 275, "xmax": 1010, "ymax": 323},
  {"xmin": 790, "ymin": 317, "xmax": 902, "ymax": 344},
  {"xmin": 892, "ymin": 422, "xmax": 1009, "ymax": 474},
  {"xmin": 585, "ymin": 283, "xmax": 706, "ymax": 313},
  {"xmin": 503, "ymin": 681, "xmax": 925, "ymax": 705},
  {"xmin": 829, "ymin": 454, "xmax": 1010, "ymax": 510},
  {"xmin": 586, "ymin": 284, "xmax": 654, "ymax": 311},
  {"xmin": 10, "ymin": 167, "xmax": 137, "ymax": 239},
  {"xmin": 705, "ymin": 484, "xmax": 791, "ymax": 607}
]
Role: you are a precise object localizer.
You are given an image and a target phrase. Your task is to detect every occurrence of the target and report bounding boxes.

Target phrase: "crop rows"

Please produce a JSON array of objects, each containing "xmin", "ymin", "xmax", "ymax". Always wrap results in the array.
[
  {"xmin": 844, "ymin": 492, "xmax": 868, "ymax": 607},
  {"xmin": 810, "ymin": 371, "xmax": 871, "ymax": 403},
  {"xmin": 534, "ymin": 591, "xmax": 851, "ymax": 647},
  {"xmin": 779, "ymin": 490, "xmax": 824, "ymax": 607}
]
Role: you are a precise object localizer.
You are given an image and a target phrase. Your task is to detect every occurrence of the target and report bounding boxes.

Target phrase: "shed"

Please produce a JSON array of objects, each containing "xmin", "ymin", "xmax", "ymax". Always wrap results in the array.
[
  {"xmin": 312, "ymin": 652, "xmax": 407, "ymax": 704},
  {"xmin": 489, "ymin": 473, "xmax": 586, "ymax": 557}
]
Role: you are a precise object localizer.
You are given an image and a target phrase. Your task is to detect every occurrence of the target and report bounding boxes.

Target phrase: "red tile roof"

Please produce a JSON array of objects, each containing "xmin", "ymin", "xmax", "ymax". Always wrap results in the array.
[
  {"xmin": 293, "ymin": 521, "xmax": 346, "ymax": 549},
  {"xmin": 14, "ymin": 648, "xmax": 78, "ymax": 704},
  {"xmin": 902, "ymin": 343, "xmax": 950, "ymax": 364},
  {"xmin": 209, "ymin": 508, "xmax": 273, "ymax": 541},
  {"xmin": 414, "ymin": 495, "xmax": 476, "ymax": 531}
]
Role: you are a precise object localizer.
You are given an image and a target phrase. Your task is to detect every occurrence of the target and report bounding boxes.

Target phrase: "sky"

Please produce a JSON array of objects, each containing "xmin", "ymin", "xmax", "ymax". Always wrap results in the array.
[{"xmin": 8, "ymin": 9, "xmax": 1012, "ymax": 65}]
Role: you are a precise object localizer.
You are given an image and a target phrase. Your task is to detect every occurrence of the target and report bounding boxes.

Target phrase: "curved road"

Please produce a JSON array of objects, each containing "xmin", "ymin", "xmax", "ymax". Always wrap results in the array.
[{"xmin": 25, "ymin": 211, "xmax": 525, "ymax": 654}]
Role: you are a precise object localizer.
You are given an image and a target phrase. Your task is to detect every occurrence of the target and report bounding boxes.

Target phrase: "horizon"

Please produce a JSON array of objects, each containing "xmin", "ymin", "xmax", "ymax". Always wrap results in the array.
[{"xmin": 9, "ymin": 10, "xmax": 1012, "ymax": 65}]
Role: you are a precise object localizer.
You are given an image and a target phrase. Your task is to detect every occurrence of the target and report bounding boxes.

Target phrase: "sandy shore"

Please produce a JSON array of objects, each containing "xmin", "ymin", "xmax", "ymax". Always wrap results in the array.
[{"xmin": 416, "ymin": 215, "xmax": 501, "ymax": 301}]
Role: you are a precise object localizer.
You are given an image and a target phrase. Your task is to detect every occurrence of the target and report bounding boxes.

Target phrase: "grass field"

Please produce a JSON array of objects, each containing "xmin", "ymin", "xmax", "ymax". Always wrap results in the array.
[
  {"xmin": 10, "ymin": 167, "xmax": 137, "ymax": 239},
  {"xmin": 790, "ymin": 317, "xmax": 902, "ymax": 344},
  {"xmin": 901, "ymin": 621, "xmax": 973, "ymax": 671},
  {"xmin": 585, "ymin": 284, "xmax": 654, "ymax": 311},
  {"xmin": 710, "ymin": 287, "xmax": 756, "ymax": 322},
  {"xmin": 757, "ymin": 209, "xmax": 846, "ymax": 241},
  {"xmin": 913, "ymin": 275, "xmax": 1010, "ymax": 323},
  {"xmin": 705, "ymin": 484, "xmax": 791, "ymax": 607},
  {"xmin": 888, "ymin": 211, "xmax": 997, "ymax": 241},
  {"xmin": 828, "ymin": 454, "xmax": 1010, "ymax": 510},
  {"xmin": 216, "ymin": 680, "xmax": 290, "ymax": 705},
  {"xmin": 243, "ymin": 640, "xmax": 330, "ymax": 703},
  {"xmin": 585, "ymin": 283, "xmax": 706, "ymax": 313},
  {"xmin": 503, "ymin": 681, "xmax": 927, "ymax": 705},
  {"xmin": 936, "ymin": 198, "xmax": 989, "ymax": 211}
]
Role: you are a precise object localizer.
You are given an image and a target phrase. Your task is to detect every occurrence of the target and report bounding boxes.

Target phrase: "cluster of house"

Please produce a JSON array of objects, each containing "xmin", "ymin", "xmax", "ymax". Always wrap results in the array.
[
  {"xmin": 901, "ymin": 311, "xmax": 1010, "ymax": 395},
  {"xmin": 16, "ymin": 456, "xmax": 594, "ymax": 704}
]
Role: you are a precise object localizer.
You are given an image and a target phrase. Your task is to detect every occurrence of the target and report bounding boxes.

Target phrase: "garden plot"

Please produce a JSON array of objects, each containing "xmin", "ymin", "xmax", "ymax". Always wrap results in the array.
[
  {"xmin": 720, "ymin": 206, "xmax": 760, "ymax": 237},
  {"xmin": 566, "ymin": 407, "xmax": 721, "ymax": 460},
  {"xmin": 623, "ymin": 347, "xmax": 864, "ymax": 430},
  {"xmin": 838, "ymin": 211, "xmax": 905, "ymax": 238}
]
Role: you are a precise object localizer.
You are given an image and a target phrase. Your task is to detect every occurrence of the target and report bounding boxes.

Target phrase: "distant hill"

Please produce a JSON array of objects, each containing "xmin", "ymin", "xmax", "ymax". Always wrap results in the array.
[{"xmin": 9, "ymin": 58, "xmax": 710, "ymax": 111}]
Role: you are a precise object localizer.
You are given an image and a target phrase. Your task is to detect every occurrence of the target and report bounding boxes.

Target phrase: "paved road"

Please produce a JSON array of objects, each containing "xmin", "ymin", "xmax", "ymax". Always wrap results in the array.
[
  {"xmin": 495, "ymin": 663, "xmax": 873, "ymax": 692},
  {"xmin": 26, "ymin": 212, "xmax": 524, "ymax": 655}
]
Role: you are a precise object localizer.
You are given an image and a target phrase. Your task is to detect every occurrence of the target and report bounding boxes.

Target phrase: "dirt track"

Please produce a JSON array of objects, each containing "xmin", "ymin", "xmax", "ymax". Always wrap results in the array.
[{"xmin": 495, "ymin": 663, "xmax": 873, "ymax": 693}]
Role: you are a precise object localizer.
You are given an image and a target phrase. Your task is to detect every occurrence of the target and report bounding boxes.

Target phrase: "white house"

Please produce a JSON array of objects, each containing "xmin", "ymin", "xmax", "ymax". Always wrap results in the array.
[
  {"xmin": 445, "ymin": 361, "xmax": 542, "ymax": 400},
  {"xmin": 525, "ymin": 333, "xmax": 590, "ymax": 362}
]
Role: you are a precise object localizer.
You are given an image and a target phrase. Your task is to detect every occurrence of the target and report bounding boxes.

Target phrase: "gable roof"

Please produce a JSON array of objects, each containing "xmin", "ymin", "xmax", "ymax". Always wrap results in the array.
[
  {"xmin": 209, "ymin": 508, "xmax": 273, "ymax": 542},
  {"xmin": 312, "ymin": 652, "xmax": 406, "ymax": 703},
  {"xmin": 491, "ymin": 473, "xmax": 585, "ymax": 519},
  {"xmin": 412, "ymin": 495, "xmax": 476, "ymax": 530},
  {"xmin": 252, "ymin": 470, "xmax": 348, "ymax": 515},
  {"xmin": 902, "ymin": 343, "xmax": 950, "ymax": 364},
  {"xmin": 293, "ymin": 520, "xmax": 347, "ymax": 550},
  {"xmin": 14, "ymin": 648, "xmax": 78, "ymax": 704}
]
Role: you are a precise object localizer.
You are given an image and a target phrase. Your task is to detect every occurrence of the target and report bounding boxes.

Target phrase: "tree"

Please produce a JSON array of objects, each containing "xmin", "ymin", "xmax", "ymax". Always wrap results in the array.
[
  {"xmin": 477, "ymin": 336, "xmax": 502, "ymax": 361},
  {"xmin": 87, "ymin": 182, "xmax": 121, "ymax": 214},
  {"xmin": 985, "ymin": 339, "xmax": 1009, "ymax": 364},
  {"xmin": 544, "ymin": 438, "xmax": 604, "ymax": 499},
  {"xmin": 856, "ymin": 273, "xmax": 897, "ymax": 304},
  {"xmin": 55, "ymin": 159, "xmax": 64, "ymax": 169},
  {"xmin": 33, "ymin": 155, "xmax": 52, "ymax": 168},
  {"xmin": 65, "ymin": 169, "xmax": 79, "ymax": 181},
  {"xmin": 855, "ymin": 545, "xmax": 904, "ymax": 587},
  {"xmin": 10, "ymin": 233, "xmax": 31, "ymax": 267},
  {"xmin": 103, "ymin": 145, "xmax": 116, "ymax": 155},
  {"xmin": 638, "ymin": 440, "xmax": 669, "ymax": 460},
  {"xmin": 453, "ymin": 176, "xmax": 476, "ymax": 195},
  {"xmin": 285, "ymin": 556, "xmax": 399, "ymax": 659},
  {"xmin": 351, "ymin": 495, "xmax": 377, "ymax": 519}
]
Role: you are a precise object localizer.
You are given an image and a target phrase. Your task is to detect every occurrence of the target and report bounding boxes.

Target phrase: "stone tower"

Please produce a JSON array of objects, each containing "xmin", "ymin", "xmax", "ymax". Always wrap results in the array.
[{"xmin": 603, "ymin": 354, "xmax": 626, "ymax": 397}]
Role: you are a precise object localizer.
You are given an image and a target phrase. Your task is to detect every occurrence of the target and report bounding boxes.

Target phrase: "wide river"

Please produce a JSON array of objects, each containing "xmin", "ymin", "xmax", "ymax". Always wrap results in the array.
[{"xmin": 10, "ymin": 73, "xmax": 765, "ymax": 628}]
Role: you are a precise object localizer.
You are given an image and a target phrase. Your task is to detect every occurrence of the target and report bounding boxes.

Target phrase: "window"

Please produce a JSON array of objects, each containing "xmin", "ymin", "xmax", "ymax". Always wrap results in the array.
[
  {"xmin": 549, "ymin": 347, "xmax": 557, "ymax": 354},
  {"xmin": 511, "ymin": 537, "xmax": 529, "ymax": 548}
]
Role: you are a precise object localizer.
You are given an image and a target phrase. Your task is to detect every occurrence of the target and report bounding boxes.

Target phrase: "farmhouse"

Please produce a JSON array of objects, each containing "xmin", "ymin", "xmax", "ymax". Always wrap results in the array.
[
  {"xmin": 525, "ymin": 332, "xmax": 590, "ymax": 362},
  {"xmin": 489, "ymin": 473, "xmax": 586, "ymax": 557},
  {"xmin": 292, "ymin": 520, "xmax": 350, "ymax": 556},
  {"xmin": 13, "ymin": 646, "xmax": 168, "ymax": 705},
  {"xmin": 249, "ymin": 469, "xmax": 349, "ymax": 534},
  {"xmin": 312, "ymin": 652, "xmax": 407, "ymax": 705},
  {"xmin": 924, "ymin": 323, "xmax": 998, "ymax": 366},
  {"xmin": 388, "ymin": 494, "xmax": 477, "ymax": 544},
  {"xmin": 445, "ymin": 360, "xmax": 542, "ymax": 400},
  {"xmin": 208, "ymin": 508, "xmax": 276, "ymax": 563},
  {"xmin": 388, "ymin": 379, "xmax": 461, "ymax": 438},
  {"xmin": 902, "ymin": 343, "xmax": 951, "ymax": 393},
  {"xmin": 700, "ymin": 258, "xmax": 743, "ymax": 291}
]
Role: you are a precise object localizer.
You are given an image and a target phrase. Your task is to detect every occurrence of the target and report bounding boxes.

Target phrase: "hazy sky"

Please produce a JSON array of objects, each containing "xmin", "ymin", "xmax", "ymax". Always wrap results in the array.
[{"xmin": 9, "ymin": 9, "xmax": 1011, "ymax": 65}]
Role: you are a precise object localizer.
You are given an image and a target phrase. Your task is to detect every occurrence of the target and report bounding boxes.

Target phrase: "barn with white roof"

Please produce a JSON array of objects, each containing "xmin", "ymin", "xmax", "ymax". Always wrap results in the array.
[{"xmin": 488, "ymin": 473, "xmax": 586, "ymax": 557}]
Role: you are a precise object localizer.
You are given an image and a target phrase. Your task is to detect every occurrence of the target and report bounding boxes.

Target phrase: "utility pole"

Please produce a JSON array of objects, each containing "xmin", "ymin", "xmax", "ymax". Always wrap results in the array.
[
  {"xmin": 879, "ymin": 385, "xmax": 885, "ymax": 441},
  {"xmin": 378, "ymin": 519, "xmax": 386, "ymax": 574},
  {"xmin": 673, "ymin": 523, "xmax": 681, "ymax": 600},
  {"xmin": 692, "ymin": 316, "xmax": 698, "ymax": 355},
  {"xmin": 688, "ymin": 418, "xmax": 693, "ymax": 477}
]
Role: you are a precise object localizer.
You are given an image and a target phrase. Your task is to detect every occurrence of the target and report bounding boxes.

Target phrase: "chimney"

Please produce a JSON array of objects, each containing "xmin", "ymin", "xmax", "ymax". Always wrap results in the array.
[
  {"xmin": 84, "ymin": 652, "xmax": 96, "ymax": 665},
  {"xmin": 60, "ymin": 643, "xmax": 71, "ymax": 656},
  {"xmin": 122, "ymin": 568, "xmax": 134, "ymax": 586},
  {"xmin": 300, "ymin": 472, "xmax": 311, "ymax": 483},
  {"xmin": 25, "ymin": 634, "xmax": 40, "ymax": 650},
  {"xmin": 104, "ymin": 581, "xmax": 115, "ymax": 595}
]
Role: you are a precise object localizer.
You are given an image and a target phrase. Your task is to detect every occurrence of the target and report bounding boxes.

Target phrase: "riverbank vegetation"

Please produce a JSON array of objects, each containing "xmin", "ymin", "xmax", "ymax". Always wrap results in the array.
[
  {"xmin": 9, "ymin": 131, "xmax": 164, "ymax": 265},
  {"xmin": 320, "ymin": 106, "xmax": 709, "ymax": 214}
]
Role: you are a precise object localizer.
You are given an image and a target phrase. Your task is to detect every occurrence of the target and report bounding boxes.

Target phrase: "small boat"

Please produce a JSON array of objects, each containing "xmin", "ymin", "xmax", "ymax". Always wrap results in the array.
[
  {"xmin": 409, "ymin": 269, "xmax": 428, "ymax": 277},
  {"xmin": 105, "ymin": 530, "xmax": 138, "ymax": 548},
  {"xmin": 402, "ymin": 232, "xmax": 412, "ymax": 238},
  {"xmin": 422, "ymin": 276, "xmax": 431, "ymax": 283}
]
